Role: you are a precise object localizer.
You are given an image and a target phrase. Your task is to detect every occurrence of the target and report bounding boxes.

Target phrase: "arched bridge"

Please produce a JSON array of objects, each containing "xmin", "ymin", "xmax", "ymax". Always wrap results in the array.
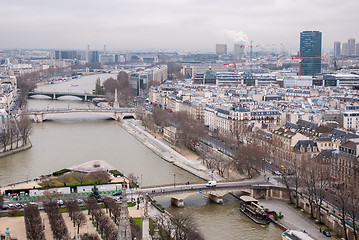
[
  {"xmin": 28, "ymin": 91, "xmax": 104, "ymax": 101},
  {"xmin": 136, "ymin": 181, "xmax": 289, "ymax": 207},
  {"xmin": 23, "ymin": 108, "xmax": 138, "ymax": 122}
]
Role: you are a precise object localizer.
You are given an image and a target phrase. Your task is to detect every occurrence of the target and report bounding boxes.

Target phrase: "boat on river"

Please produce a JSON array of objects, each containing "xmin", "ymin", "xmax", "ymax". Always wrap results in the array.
[{"xmin": 239, "ymin": 196, "xmax": 272, "ymax": 225}]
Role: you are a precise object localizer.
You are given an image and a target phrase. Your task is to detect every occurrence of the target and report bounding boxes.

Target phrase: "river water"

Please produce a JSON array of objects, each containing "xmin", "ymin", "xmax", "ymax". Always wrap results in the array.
[{"xmin": 0, "ymin": 73, "xmax": 283, "ymax": 239}]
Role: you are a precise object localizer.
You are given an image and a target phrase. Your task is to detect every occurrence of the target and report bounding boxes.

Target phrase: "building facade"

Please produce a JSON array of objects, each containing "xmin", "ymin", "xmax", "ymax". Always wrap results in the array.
[
  {"xmin": 334, "ymin": 42, "xmax": 341, "ymax": 58},
  {"xmin": 348, "ymin": 38, "xmax": 356, "ymax": 56},
  {"xmin": 216, "ymin": 44, "xmax": 227, "ymax": 55},
  {"xmin": 300, "ymin": 31, "xmax": 322, "ymax": 76}
]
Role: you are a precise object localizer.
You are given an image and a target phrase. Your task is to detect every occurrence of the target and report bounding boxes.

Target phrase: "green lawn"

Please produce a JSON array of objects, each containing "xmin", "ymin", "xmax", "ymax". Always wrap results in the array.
[
  {"xmin": 39, "ymin": 172, "xmax": 112, "ymax": 188},
  {"xmin": 133, "ymin": 217, "xmax": 143, "ymax": 227}
]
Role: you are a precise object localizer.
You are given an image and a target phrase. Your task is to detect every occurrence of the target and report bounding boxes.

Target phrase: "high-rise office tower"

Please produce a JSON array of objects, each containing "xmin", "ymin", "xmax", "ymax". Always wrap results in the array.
[
  {"xmin": 216, "ymin": 44, "xmax": 227, "ymax": 55},
  {"xmin": 348, "ymin": 38, "xmax": 356, "ymax": 56},
  {"xmin": 300, "ymin": 31, "xmax": 322, "ymax": 76},
  {"xmin": 356, "ymin": 43, "xmax": 359, "ymax": 56},
  {"xmin": 342, "ymin": 43, "xmax": 349, "ymax": 56},
  {"xmin": 334, "ymin": 42, "xmax": 341, "ymax": 58},
  {"xmin": 234, "ymin": 44, "xmax": 245, "ymax": 55}
]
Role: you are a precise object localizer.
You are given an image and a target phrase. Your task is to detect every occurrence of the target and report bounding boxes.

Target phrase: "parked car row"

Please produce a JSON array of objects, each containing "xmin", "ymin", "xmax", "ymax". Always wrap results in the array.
[{"xmin": 2, "ymin": 201, "xmax": 38, "ymax": 210}]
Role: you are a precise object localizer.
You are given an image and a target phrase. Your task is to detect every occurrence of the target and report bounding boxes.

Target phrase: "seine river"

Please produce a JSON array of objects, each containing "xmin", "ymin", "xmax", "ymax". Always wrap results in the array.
[{"xmin": 0, "ymin": 73, "xmax": 282, "ymax": 239}]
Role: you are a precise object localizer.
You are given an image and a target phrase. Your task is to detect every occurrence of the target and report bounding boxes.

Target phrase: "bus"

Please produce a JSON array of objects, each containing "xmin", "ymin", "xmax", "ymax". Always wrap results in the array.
[{"xmin": 282, "ymin": 230, "xmax": 315, "ymax": 240}]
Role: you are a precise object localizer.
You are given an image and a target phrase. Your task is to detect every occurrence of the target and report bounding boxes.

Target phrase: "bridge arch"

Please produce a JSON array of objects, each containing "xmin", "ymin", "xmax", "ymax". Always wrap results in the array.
[
  {"xmin": 28, "ymin": 94, "xmax": 52, "ymax": 99},
  {"xmin": 56, "ymin": 95, "xmax": 83, "ymax": 101},
  {"xmin": 122, "ymin": 115, "xmax": 135, "ymax": 120}
]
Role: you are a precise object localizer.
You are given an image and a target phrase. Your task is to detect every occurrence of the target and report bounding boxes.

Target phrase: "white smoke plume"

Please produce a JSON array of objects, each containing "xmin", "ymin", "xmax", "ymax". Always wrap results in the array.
[{"xmin": 224, "ymin": 30, "xmax": 249, "ymax": 44}]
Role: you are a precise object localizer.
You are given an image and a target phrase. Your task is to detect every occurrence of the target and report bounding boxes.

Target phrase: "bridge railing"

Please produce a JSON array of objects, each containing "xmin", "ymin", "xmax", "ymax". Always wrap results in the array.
[
  {"xmin": 142, "ymin": 181, "xmax": 204, "ymax": 189},
  {"xmin": 23, "ymin": 108, "xmax": 138, "ymax": 113}
]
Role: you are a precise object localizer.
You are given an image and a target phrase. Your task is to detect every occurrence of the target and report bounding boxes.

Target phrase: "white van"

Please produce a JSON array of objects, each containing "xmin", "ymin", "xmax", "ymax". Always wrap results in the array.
[{"xmin": 206, "ymin": 181, "xmax": 217, "ymax": 187}]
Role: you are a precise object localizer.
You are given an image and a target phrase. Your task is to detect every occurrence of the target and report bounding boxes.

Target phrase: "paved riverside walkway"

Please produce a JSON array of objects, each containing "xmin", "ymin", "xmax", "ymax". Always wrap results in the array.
[
  {"xmin": 259, "ymin": 200, "xmax": 339, "ymax": 240},
  {"xmin": 120, "ymin": 120, "xmax": 223, "ymax": 181}
]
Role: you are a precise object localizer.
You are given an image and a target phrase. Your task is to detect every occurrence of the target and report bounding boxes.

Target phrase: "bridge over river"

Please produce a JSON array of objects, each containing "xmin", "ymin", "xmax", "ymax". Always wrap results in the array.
[
  {"xmin": 132, "ymin": 180, "xmax": 289, "ymax": 207},
  {"xmin": 28, "ymin": 91, "xmax": 104, "ymax": 101},
  {"xmin": 23, "ymin": 108, "xmax": 138, "ymax": 122}
]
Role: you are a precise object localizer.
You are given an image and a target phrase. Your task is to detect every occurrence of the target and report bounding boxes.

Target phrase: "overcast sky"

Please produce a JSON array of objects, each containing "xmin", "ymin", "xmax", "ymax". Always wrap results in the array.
[{"xmin": 0, "ymin": 0, "xmax": 358, "ymax": 52}]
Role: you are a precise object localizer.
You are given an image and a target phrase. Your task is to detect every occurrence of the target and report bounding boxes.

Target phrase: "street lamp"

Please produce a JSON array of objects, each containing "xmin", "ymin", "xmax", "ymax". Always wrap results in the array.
[
  {"xmin": 140, "ymin": 174, "xmax": 143, "ymax": 189},
  {"xmin": 173, "ymin": 173, "xmax": 176, "ymax": 187}
]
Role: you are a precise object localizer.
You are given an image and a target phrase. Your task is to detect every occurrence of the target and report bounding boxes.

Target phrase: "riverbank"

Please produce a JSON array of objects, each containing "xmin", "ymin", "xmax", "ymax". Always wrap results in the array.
[
  {"xmin": 259, "ymin": 200, "xmax": 338, "ymax": 240},
  {"xmin": 0, "ymin": 140, "xmax": 32, "ymax": 159},
  {"xmin": 119, "ymin": 120, "xmax": 223, "ymax": 182}
]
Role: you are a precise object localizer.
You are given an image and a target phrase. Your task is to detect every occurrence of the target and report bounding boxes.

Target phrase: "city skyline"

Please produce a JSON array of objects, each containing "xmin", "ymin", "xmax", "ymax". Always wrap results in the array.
[{"xmin": 0, "ymin": 0, "xmax": 358, "ymax": 52}]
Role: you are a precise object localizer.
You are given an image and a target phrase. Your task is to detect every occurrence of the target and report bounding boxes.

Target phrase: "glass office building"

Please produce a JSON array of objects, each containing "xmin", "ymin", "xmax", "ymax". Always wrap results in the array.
[{"xmin": 300, "ymin": 31, "xmax": 322, "ymax": 76}]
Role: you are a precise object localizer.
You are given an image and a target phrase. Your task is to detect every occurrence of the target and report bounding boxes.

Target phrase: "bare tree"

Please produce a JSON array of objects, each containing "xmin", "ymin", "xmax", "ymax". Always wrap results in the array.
[
  {"xmin": 233, "ymin": 143, "xmax": 265, "ymax": 177},
  {"xmin": 229, "ymin": 119, "xmax": 247, "ymax": 150},
  {"xmin": 56, "ymin": 174, "xmax": 71, "ymax": 187},
  {"xmin": 40, "ymin": 178, "xmax": 55, "ymax": 188},
  {"xmin": 74, "ymin": 211, "xmax": 87, "ymax": 236},
  {"xmin": 175, "ymin": 111, "xmax": 205, "ymax": 151},
  {"xmin": 72, "ymin": 172, "xmax": 88, "ymax": 185},
  {"xmin": 214, "ymin": 158, "xmax": 230, "ymax": 178},
  {"xmin": 0, "ymin": 127, "xmax": 10, "ymax": 152},
  {"xmin": 17, "ymin": 114, "xmax": 32, "ymax": 145},
  {"xmin": 89, "ymin": 171, "xmax": 110, "ymax": 185},
  {"xmin": 171, "ymin": 214, "xmax": 204, "ymax": 240},
  {"xmin": 346, "ymin": 163, "xmax": 359, "ymax": 240},
  {"xmin": 301, "ymin": 160, "xmax": 316, "ymax": 219},
  {"xmin": 292, "ymin": 159, "xmax": 302, "ymax": 208},
  {"xmin": 43, "ymin": 200, "xmax": 70, "ymax": 240},
  {"xmin": 24, "ymin": 205, "xmax": 46, "ymax": 240},
  {"xmin": 117, "ymin": 71, "xmax": 132, "ymax": 101},
  {"xmin": 334, "ymin": 183, "xmax": 350, "ymax": 240},
  {"xmin": 281, "ymin": 167, "xmax": 294, "ymax": 204},
  {"xmin": 152, "ymin": 106, "xmax": 171, "ymax": 128},
  {"xmin": 312, "ymin": 156, "xmax": 331, "ymax": 223}
]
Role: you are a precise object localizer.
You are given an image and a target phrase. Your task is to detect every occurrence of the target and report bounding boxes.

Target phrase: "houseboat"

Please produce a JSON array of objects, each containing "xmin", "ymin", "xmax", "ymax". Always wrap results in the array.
[{"xmin": 239, "ymin": 196, "xmax": 272, "ymax": 225}]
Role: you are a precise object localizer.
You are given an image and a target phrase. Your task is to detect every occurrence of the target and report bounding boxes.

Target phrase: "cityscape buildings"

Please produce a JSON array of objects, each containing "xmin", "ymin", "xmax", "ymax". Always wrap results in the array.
[
  {"xmin": 348, "ymin": 38, "xmax": 356, "ymax": 56},
  {"xmin": 216, "ymin": 44, "xmax": 227, "ymax": 55},
  {"xmin": 300, "ymin": 31, "xmax": 322, "ymax": 76},
  {"xmin": 334, "ymin": 41, "xmax": 341, "ymax": 58},
  {"xmin": 1, "ymin": 29, "xmax": 359, "ymax": 239}
]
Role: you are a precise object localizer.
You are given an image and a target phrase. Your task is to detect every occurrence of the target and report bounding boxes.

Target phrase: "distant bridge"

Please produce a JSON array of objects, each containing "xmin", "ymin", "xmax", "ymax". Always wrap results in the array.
[
  {"xmin": 23, "ymin": 108, "xmax": 138, "ymax": 122},
  {"xmin": 136, "ymin": 181, "xmax": 289, "ymax": 207},
  {"xmin": 28, "ymin": 91, "xmax": 104, "ymax": 101}
]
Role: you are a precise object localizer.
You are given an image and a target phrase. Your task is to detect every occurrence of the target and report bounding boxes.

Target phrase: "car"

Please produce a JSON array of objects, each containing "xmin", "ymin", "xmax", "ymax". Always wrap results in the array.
[
  {"xmin": 29, "ymin": 201, "xmax": 38, "ymax": 205},
  {"xmin": 7, "ymin": 203, "xmax": 15, "ymax": 209},
  {"xmin": 77, "ymin": 199, "xmax": 83, "ymax": 204},
  {"xmin": 272, "ymin": 170, "xmax": 282, "ymax": 176},
  {"xmin": 2, "ymin": 205, "xmax": 8, "ymax": 210},
  {"xmin": 57, "ymin": 199, "xmax": 64, "ymax": 206},
  {"xmin": 113, "ymin": 191, "xmax": 122, "ymax": 196},
  {"xmin": 114, "ymin": 196, "xmax": 122, "ymax": 202},
  {"xmin": 206, "ymin": 181, "xmax": 217, "ymax": 187},
  {"xmin": 323, "ymin": 230, "xmax": 331, "ymax": 237}
]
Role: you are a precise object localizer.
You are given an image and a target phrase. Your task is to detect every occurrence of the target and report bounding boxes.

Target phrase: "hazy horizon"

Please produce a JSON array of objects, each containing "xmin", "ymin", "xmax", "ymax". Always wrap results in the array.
[{"xmin": 1, "ymin": 0, "xmax": 358, "ymax": 52}]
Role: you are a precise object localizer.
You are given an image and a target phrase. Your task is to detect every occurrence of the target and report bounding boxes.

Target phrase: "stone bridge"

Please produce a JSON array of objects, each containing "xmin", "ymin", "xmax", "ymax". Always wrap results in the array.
[
  {"xmin": 140, "ymin": 182, "xmax": 290, "ymax": 207},
  {"xmin": 23, "ymin": 108, "xmax": 138, "ymax": 122},
  {"xmin": 28, "ymin": 91, "xmax": 104, "ymax": 101}
]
